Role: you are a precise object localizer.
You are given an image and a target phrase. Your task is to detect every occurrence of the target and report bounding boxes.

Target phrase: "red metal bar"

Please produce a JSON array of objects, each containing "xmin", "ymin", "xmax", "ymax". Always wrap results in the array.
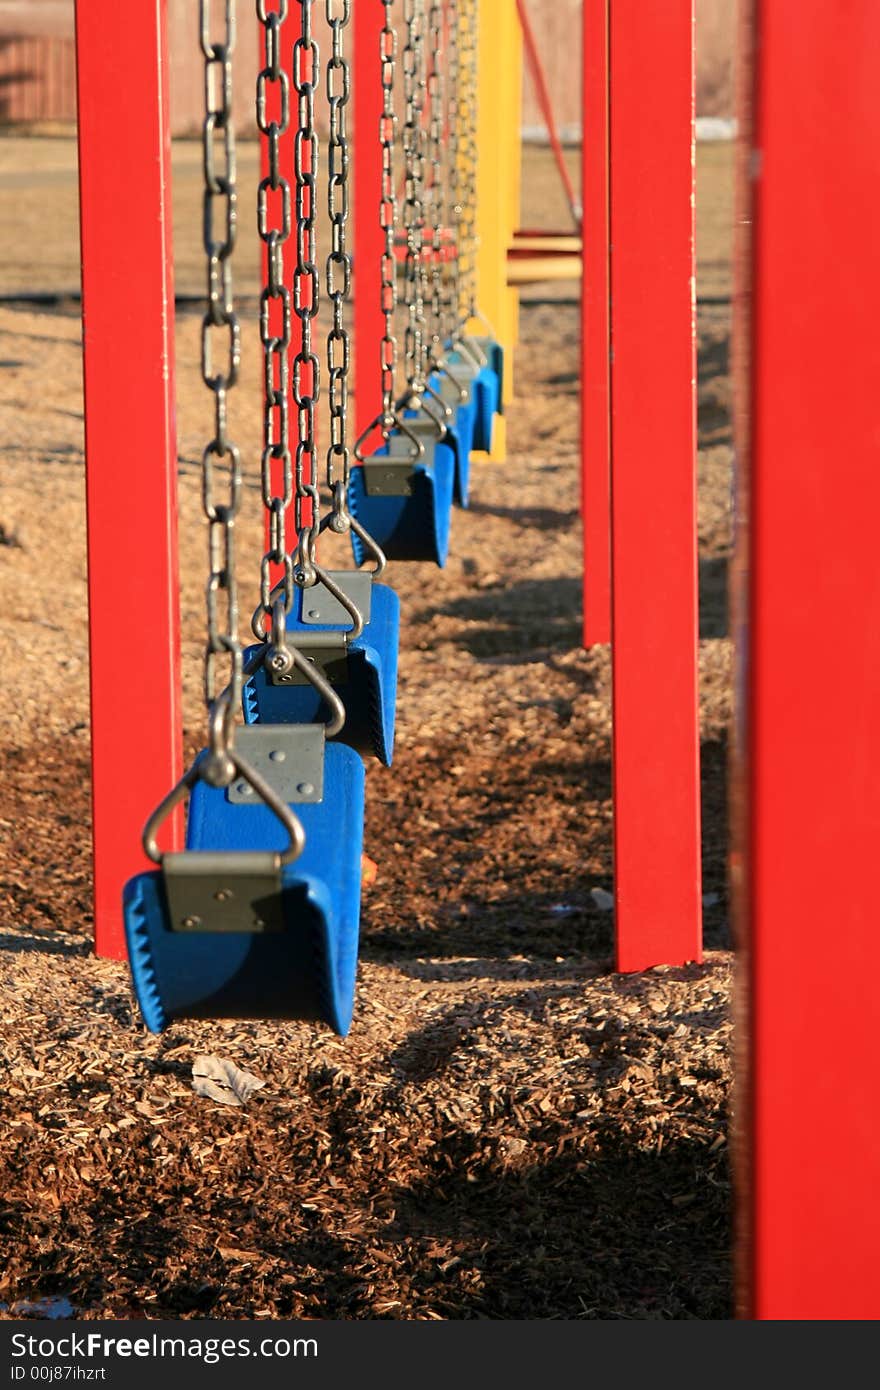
[
  {"xmin": 608, "ymin": 0, "xmax": 701, "ymax": 971},
  {"xmin": 75, "ymin": 0, "xmax": 181, "ymax": 959},
  {"xmin": 738, "ymin": 0, "xmax": 880, "ymax": 1320},
  {"xmin": 353, "ymin": 0, "xmax": 385, "ymax": 448},
  {"xmin": 516, "ymin": 0, "xmax": 580, "ymax": 227},
  {"xmin": 580, "ymin": 0, "xmax": 610, "ymax": 646}
]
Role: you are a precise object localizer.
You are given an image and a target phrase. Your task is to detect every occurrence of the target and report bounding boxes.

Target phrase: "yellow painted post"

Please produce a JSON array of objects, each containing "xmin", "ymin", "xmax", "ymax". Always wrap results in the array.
[{"xmin": 470, "ymin": 0, "xmax": 522, "ymax": 459}]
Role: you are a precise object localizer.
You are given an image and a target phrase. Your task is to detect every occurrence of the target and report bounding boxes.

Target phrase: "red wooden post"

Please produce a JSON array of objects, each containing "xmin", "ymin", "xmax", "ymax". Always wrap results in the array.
[
  {"xmin": 737, "ymin": 0, "xmax": 880, "ymax": 1320},
  {"xmin": 608, "ymin": 0, "xmax": 702, "ymax": 971},
  {"xmin": 353, "ymin": 0, "xmax": 385, "ymax": 443},
  {"xmin": 75, "ymin": 0, "xmax": 182, "ymax": 960},
  {"xmin": 580, "ymin": 0, "xmax": 610, "ymax": 646}
]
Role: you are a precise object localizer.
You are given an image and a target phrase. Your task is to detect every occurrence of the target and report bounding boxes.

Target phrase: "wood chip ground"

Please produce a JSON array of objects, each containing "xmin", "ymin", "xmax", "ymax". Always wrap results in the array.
[{"xmin": 0, "ymin": 139, "xmax": 735, "ymax": 1319}]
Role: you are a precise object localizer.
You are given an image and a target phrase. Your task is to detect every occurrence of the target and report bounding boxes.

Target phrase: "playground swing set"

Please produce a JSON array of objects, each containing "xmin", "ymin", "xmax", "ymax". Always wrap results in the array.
[
  {"xmin": 73, "ymin": 0, "xmax": 880, "ymax": 1321},
  {"xmin": 122, "ymin": 0, "xmax": 504, "ymax": 1035}
]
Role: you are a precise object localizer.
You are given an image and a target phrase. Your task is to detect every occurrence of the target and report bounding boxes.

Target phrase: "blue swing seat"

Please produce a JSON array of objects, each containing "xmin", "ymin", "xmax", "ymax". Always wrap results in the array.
[
  {"xmin": 242, "ymin": 576, "xmax": 400, "ymax": 766},
  {"xmin": 423, "ymin": 376, "xmax": 475, "ymax": 507},
  {"xmin": 349, "ymin": 434, "xmax": 456, "ymax": 566},
  {"xmin": 123, "ymin": 742, "xmax": 366, "ymax": 1036},
  {"xmin": 448, "ymin": 346, "xmax": 500, "ymax": 453},
  {"xmin": 469, "ymin": 336, "xmax": 505, "ymax": 416}
]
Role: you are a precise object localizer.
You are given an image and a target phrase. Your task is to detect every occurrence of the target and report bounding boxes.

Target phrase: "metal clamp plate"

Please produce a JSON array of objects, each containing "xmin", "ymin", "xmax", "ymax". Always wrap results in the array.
[
  {"xmin": 266, "ymin": 630, "xmax": 349, "ymax": 689},
  {"xmin": 387, "ymin": 417, "xmax": 444, "ymax": 453},
  {"xmin": 163, "ymin": 850, "xmax": 285, "ymax": 934},
  {"xmin": 360, "ymin": 456, "xmax": 418, "ymax": 497},
  {"xmin": 300, "ymin": 570, "xmax": 373, "ymax": 626},
  {"xmin": 228, "ymin": 725, "xmax": 325, "ymax": 803},
  {"xmin": 435, "ymin": 374, "xmax": 471, "ymax": 406},
  {"xmin": 447, "ymin": 354, "xmax": 481, "ymax": 383}
]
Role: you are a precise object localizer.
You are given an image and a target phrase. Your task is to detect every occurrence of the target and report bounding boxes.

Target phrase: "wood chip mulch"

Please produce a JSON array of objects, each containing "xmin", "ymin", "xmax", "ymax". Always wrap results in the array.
[{"xmin": 0, "ymin": 144, "xmax": 735, "ymax": 1320}]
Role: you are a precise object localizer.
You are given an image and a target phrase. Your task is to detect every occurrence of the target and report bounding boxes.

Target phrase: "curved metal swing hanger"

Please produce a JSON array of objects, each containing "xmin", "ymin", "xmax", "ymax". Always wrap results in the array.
[
  {"xmin": 248, "ymin": 598, "xmax": 348, "ymax": 736},
  {"xmin": 399, "ymin": 376, "xmax": 453, "ymax": 429},
  {"xmin": 318, "ymin": 480, "xmax": 388, "ymax": 578},
  {"xmin": 142, "ymin": 692, "xmax": 307, "ymax": 869},
  {"xmin": 451, "ymin": 331, "xmax": 489, "ymax": 370},
  {"xmin": 354, "ymin": 408, "xmax": 426, "ymax": 470}
]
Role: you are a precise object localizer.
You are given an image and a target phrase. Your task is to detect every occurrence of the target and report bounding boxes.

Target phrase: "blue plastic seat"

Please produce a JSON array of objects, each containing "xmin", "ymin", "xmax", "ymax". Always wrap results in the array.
[
  {"xmin": 448, "ymin": 345, "xmax": 500, "ymax": 453},
  {"xmin": 424, "ymin": 375, "xmax": 475, "ymax": 507},
  {"xmin": 242, "ymin": 576, "xmax": 400, "ymax": 766},
  {"xmin": 123, "ymin": 741, "xmax": 366, "ymax": 1036},
  {"xmin": 349, "ymin": 433, "xmax": 456, "ymax": 566}
]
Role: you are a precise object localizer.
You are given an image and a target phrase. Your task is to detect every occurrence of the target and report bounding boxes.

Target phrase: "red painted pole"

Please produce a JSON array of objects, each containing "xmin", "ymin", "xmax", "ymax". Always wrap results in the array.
[
  {"xmin": 737, "ymin": 0, "xmax": 880, "ymax": 1320},
  {"xmin": 353, "ymin": 0, "xmax": 385, "ymax": 446},
  {"xmin": 259, "ymin": 4, "xmax": 303, "ymax": 575},
  {"xmin": 608, "ymin": 0, "xmax": 701, "ymax": 971},
  {"xmin": 75, "ymin": 0, "xmax": 182, "ymax": 959},
  {"xmin": 580, "ymin": 0, "xmax": 610, "ymax": 646}
]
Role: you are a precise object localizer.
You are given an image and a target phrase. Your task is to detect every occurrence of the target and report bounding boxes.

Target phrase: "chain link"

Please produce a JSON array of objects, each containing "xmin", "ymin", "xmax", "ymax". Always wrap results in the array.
[
  {"xmin": 458, "ymin": 0, "xmax": 479, "ymax": 328},
  {"xmin": 445, "ymin": 0, "xmax": 462, "ymax": 338},
  {"xmin": 200, "ymin": 0, "xmax": 242, "ymax": 741},
  {"xmin": 379, "ymin": 0, "xmax": 398, "ymax": 436},
  {"xmin": 292, "ymin": 0, "xmax": 321, "ymax": 562},
  {"xmin": 401, "ymin": 0, "xmax": 428, "ymax": 398},
  {"xmin": 256, "ymin": 0, "xmax": 294, "ymax": 625},
  {"xmin": 426, "ymin": 0, "xmax": 446, "ymax": 362},
  {"xmin": 325, "ymin": 0, "xmax": 352, "ymax": 494}
]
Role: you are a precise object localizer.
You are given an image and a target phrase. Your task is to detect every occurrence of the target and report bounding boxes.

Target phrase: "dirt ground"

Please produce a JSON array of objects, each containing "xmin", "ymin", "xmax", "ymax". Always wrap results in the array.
[{"xmin": 0, "ymin": 136, "xmax": 735, "ymax": 1319}]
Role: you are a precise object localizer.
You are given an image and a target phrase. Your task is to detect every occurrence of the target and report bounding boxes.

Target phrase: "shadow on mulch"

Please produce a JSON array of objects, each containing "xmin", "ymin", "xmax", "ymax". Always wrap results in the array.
[
  {"xmin": 414, "ymin": 574, "xmax": 584, "ymax": 660},
  {"xmin": 0, "ymin": 742, "xmax": 93, "ymax": 941},
  {"xmin": 363, "ymin": 726, "xmax": 730, "ymax": 960},
  {"xmin": 0, "ymin": 932, "xmax": 89, "ymax": 958},
  {"xmin": 2, "ymin": 1012, "xmax": 731, "ymax": 1319},
  {"xmin": 700, "ymin": 555, "xmax": 729, "ymax": 639},
  {"xmin": 464, "ymin": 500, "xmax": 580, "ymax": 531}
]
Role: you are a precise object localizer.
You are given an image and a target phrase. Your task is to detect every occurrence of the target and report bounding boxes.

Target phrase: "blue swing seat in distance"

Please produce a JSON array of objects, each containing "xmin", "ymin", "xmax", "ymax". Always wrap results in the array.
[
  {"xmin": 123, "ymin": 741, "xmax": 366, "ymax": 1036},
  {"xmin": 349, "ymin": 434, "xmax": 455, "ymax": 566},
  {"xmin": 242, "ymin": 575, "xmax": 400, "ymax": 766},
  {"xmin": 423, "ymin": 374, "xmax": 475, "ymax": 506},
  {"xmin": 448, "ymin": 346, "xmax": 499, "ymax": 453}
]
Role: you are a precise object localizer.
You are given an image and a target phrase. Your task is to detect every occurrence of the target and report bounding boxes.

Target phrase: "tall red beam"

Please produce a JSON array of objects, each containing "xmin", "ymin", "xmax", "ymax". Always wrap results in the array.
[
  {"xmin": 608, "ymin": 0, "xmax": 702, "ymax": 971},
  {"xmin": 259, "ymin": 3, "xmax": 303, "ymax": 573},
  {"xmin": 737, "ymin": 0, "xmax": 880, "ymax": 1320},
  {"xmin": 580, "ymin": 0, "xmax": 610, "ymax": 645},
  {"xmin": 75, "ymin": 0, "xmax": 182, "ymax": 960},
  {"xmin": 353, "ymin": 0, "xmax": 385, "ymax": 443}
]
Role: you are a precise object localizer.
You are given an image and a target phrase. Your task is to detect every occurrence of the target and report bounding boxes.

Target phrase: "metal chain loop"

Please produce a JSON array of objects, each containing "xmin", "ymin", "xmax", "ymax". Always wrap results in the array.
[
  {"xmin": 256, "ymin": 0, "xmax": 294, "ymax": 626},
  {"xmin": 292, "ymin": 0, "xmax": 320, "ymax": 559},
  {"xmin": 426, "ymin": 0, "xmax": 447, "ymax": 364},
  {"xmin": 200, "ymin": 0, "xmax": 242, "ymax": 750},
  {"xmin": 458, "ymin": 0, "xmax": 479, "ymax": 328},
  {"xmin": 325, "ymin": 0, "xmax": 352, "ymax": 499},
  {"xmin": 379, "ymin": 0, "xmax": 399, "ymax": 437},
  {"xmin": 401, "ymin": 0, "xmax": 428, "ymax": 399},
  {"xmin": 445, "ymin": 0, "xmax": 462, "ymax": 337}
]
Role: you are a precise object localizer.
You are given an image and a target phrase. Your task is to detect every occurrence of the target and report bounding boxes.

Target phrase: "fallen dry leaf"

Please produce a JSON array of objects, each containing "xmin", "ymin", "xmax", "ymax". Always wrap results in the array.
[{"xmin": 191, "ymin": 1056, "xmax": 266, "ymax": 1108}]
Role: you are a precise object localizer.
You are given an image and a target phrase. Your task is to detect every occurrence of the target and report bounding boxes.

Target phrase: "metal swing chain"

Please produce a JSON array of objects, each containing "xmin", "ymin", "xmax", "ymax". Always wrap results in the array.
[
  {"xmin": 459, "ymin": 0, "xmax": 479, "ymax": 329},
  {"xmin": 140, "ymin": 0, "xmax": 307, "ymax": 869},
  {"xmin": 200, "ymin": 0, "xmax": 243, "ymax": 760},
  {"xmin": 325, "ymin": 0, "xmax": 352, "ymax": 513},
  {"xmin": 292, "ymin": 0, "xmax": 321, "ymax": 582},
  {"xmin": 256, "ymin": 0, "xmax": 294, "ymax": 635},
  {"xmin": 445, "ymin": 0, "xmax": 462, "ymax": 343},
  {"xmin": 426, "ymin": 0, "xmax": 447, "ymax": 365},
  {"xmin": 322, "ymin": 0, "xmax": 386, "ymax": 576},
  {"xmin": 401, "ymin": 0, "xmax": 428, "ymax": 402},
  {"xmin": 379, "ymin": 0, "xmax": 399, "ymax": 438}
]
